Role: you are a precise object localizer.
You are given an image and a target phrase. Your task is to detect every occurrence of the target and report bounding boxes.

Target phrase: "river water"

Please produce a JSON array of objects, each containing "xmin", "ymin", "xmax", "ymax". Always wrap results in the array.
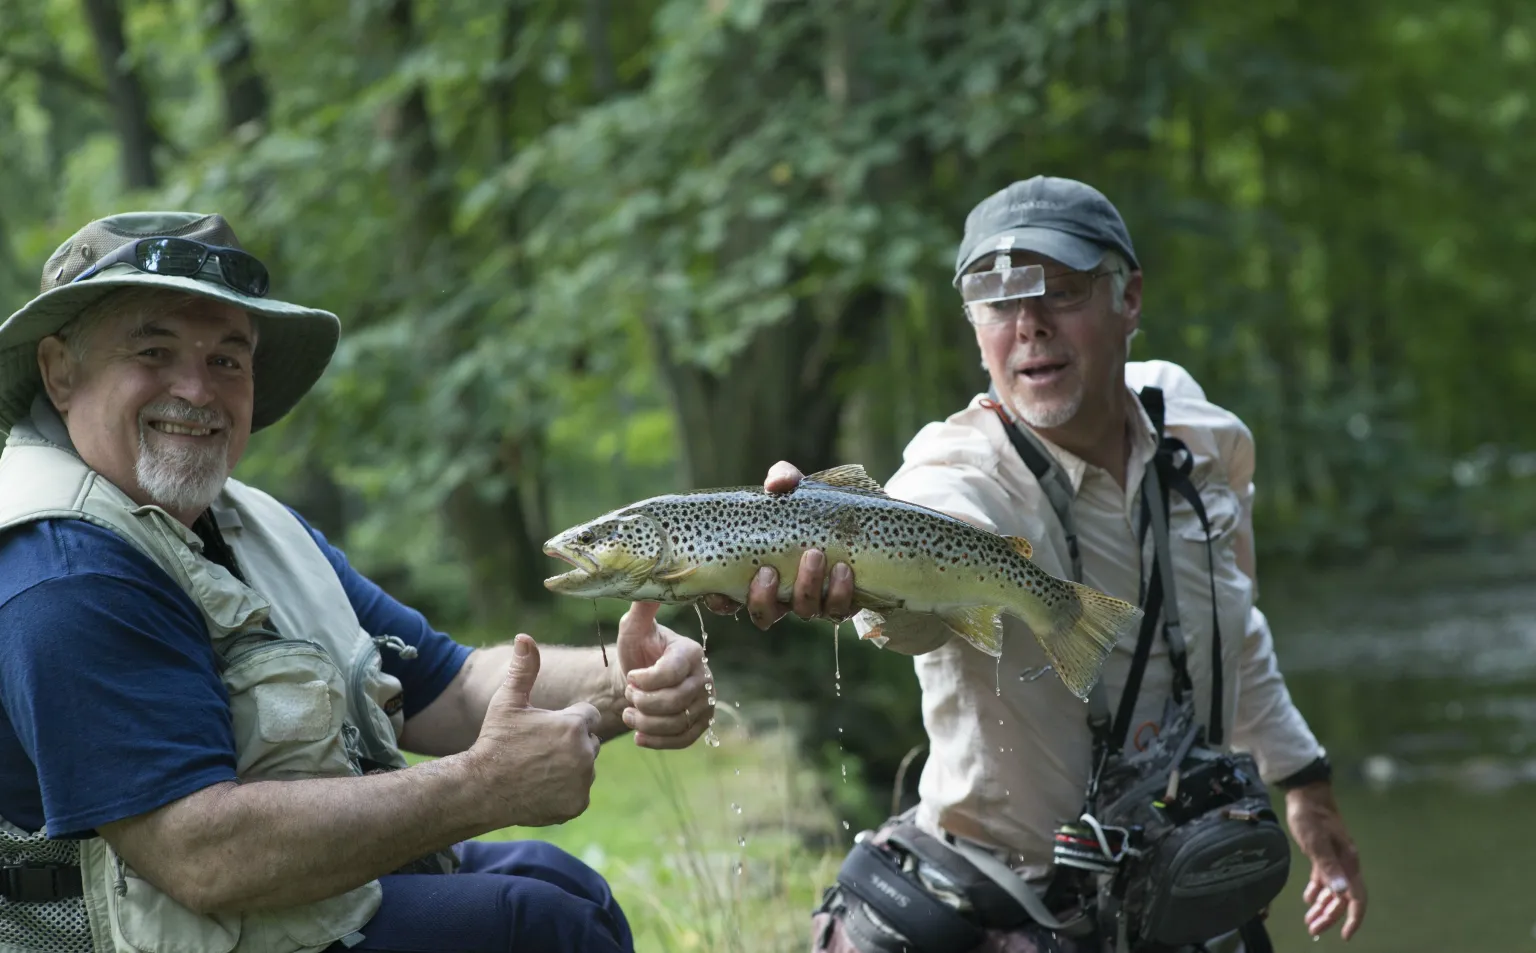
[{"xmin": 1255, "ymin": 535, "xmax": 1536, "ymax": 952}]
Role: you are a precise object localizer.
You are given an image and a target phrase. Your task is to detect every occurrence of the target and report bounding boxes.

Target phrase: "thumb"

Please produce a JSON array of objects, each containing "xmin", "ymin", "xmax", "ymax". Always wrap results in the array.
[
  {"xmin": 501, "ymin": 634, "xmax": 541, "ymax": 709},
  {"xmin": 617, "ymin": 601, "xmax": 665, "ymax": 674}
]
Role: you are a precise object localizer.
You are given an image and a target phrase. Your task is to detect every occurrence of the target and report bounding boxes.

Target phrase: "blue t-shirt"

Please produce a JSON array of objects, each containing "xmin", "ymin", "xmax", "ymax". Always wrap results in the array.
[{"xmin": 0, "ymin": 510, "xmax": 472, "ymax": 838}]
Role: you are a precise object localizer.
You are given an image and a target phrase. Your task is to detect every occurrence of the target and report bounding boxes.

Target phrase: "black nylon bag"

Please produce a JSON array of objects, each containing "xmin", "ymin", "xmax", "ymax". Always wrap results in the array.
[{"xmin": 1093, "ymin": 706, "xmax": 1290, "ymax": 948}]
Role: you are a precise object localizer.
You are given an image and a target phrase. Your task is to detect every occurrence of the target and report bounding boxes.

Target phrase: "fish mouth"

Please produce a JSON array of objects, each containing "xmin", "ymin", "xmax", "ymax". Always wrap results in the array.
[{"xmin": 542, "ymin": 544, "xmax": 599, "ymax": 590}]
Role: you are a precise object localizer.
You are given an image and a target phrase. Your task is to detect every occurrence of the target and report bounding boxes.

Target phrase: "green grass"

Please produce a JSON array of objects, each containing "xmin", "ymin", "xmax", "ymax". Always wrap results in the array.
[
  {"xmin": 443, "ymin": 696, "xmax": 1536, "ymax": 953},
  {"xmin": 467, "ymin": 703, "xmax": 847, "ymax": 952}
]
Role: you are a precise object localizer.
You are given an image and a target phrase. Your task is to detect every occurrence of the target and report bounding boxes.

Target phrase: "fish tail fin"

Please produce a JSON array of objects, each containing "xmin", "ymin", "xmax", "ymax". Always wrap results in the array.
[
  {"xmin": 1033, "ymin": 582, "xmax": 1143, "ymax": 701},
  {"xmin": 935, "ymin": 605, "xmax": 1005, "ymax": 657}
]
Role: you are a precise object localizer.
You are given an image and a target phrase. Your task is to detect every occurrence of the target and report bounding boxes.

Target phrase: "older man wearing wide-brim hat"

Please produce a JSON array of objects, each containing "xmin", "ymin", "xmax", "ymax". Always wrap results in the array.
[{"xmin": 0, "ymin": 211, "xmax": 731, "ymax": 953}]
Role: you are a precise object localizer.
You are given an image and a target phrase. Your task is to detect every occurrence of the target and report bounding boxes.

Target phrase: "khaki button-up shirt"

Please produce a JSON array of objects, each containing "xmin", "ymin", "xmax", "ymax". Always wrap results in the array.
[{"xmin": 853, "ymin": 359, "xmax": 1324, "ymax": 875}]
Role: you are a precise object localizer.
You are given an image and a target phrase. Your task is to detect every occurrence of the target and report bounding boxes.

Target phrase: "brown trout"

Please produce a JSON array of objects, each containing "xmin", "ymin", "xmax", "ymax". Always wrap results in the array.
[{"xmin": 542, "ymin": 464, "xmax": 1142, "ymax": 699}]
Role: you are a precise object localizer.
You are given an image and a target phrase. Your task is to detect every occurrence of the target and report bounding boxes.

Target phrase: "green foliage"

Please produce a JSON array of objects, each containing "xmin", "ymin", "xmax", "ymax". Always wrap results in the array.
[{"xmin": 3, "ymin": 0, "xmax": 1535, "ymax": 798}]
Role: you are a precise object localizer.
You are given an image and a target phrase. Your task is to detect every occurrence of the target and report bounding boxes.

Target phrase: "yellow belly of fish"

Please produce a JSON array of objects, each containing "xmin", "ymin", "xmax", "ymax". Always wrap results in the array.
[{"xmin": 659, "ymin": 545, "xmax": 1052, "ymax": 629}]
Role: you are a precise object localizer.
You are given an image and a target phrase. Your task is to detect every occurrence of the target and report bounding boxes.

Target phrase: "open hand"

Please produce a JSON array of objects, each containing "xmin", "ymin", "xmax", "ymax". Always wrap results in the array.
[
  {"xmin": 1286, "ymin": 781, "xmax": 1367, "ymax": 940},
  {"xmin": 702, "ymin": 460, "xmax": 856, "ymax": 629}
]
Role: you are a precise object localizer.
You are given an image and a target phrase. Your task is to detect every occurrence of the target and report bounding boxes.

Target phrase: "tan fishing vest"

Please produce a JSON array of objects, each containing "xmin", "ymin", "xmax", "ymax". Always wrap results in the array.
[{"xmin": 0, "ymin": 407, "xmax": 430, "ymax": 953}]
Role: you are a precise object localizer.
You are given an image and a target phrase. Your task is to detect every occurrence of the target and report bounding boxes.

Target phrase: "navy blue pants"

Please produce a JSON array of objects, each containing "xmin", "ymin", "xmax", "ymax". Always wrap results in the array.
[{"xmin": 338, "ymin": 840, "xmax": 634, "ymax": 952}]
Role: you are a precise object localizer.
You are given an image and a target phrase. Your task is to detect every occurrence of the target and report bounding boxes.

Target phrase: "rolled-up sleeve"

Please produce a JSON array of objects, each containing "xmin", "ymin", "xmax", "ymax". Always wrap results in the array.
[
  {"xmin": 1230, "ymin": 605, "xmax": 1326, "ymax": 782},
  {"xmin": 1223, "ymin": 422, "xmax": 1326, "ymax": 782}
]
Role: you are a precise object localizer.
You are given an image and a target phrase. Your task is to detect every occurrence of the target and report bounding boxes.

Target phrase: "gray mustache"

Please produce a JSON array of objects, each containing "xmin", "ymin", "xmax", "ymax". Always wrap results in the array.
[{"xmin": 138, "ymin": 400, "xmax": 231, "ymax": 431}]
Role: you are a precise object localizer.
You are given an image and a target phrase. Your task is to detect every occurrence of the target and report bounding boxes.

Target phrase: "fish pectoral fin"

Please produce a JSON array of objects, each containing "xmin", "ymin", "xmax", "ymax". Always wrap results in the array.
[
  {"xmin": 1002, "ymin": 535, "xmax": 1034, "ymax": 560},
  {"xmin": 653, "ymin": 564, "xmax": 699, "ymax": 584},
  {"xmin": 852, "ymin": 588, "xmax": 903, "ymax": 612},
  {"xmin": 935, "ymin": 605, "xmax": 1005, "ymax": 658},
  {"xmin": 804, "ymin": 464, "xmax": 889, "ymax": 496}
]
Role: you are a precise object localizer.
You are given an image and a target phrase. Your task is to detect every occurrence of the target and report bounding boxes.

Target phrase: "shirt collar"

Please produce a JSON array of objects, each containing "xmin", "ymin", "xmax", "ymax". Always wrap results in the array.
[{"xmin": 991, "ymin": 386, "xmax": 1159, "ymax": 497}]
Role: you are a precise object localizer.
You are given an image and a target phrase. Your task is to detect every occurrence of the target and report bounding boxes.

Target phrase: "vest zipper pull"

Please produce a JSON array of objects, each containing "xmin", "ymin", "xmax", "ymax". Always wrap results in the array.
[{"xmin": 372, "ymin": 635, "xmax": 419, "ymax": 660}]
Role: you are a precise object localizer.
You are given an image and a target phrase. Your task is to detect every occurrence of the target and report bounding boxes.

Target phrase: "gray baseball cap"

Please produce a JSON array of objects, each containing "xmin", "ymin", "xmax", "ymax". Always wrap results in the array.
[{"xmin": 952, "ymin": 176, "xmax": 1140, "ymax": 284}]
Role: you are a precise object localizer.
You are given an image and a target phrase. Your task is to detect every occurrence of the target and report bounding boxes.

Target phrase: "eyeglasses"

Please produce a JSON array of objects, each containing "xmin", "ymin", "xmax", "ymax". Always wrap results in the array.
[
  {"xmin": 964, "ymin": 267, "xmax": 1114, "ymax": 326},
  {"xmin": 72, "ymin": 237, "xmax": 271, "ymax": 298}
]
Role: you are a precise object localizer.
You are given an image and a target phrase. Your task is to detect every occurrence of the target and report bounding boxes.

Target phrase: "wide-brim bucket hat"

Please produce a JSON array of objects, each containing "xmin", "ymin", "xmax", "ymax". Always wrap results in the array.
[{"xmin": 0, "ymin": 210, "xmax": 339, "ymax": 433}]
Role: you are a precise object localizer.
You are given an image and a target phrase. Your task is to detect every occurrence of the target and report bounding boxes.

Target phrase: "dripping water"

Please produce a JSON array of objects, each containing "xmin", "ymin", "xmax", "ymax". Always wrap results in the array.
[
  {"xmin": 693, "ymin": 601, "xmax": 720, "ymax": 747},
  {"xmin": 833, "ymin": 620, "xmax": 842, "ymax": 682}
]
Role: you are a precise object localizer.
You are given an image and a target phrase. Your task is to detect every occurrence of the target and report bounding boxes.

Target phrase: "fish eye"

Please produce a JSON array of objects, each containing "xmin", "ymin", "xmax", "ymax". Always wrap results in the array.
[{"xmin": 577, "ymin": 529, "xmax": 596, "ymax": 544}]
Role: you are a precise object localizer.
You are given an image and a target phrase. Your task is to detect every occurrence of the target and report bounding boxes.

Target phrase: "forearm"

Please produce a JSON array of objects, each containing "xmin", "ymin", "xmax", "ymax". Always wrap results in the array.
[
  {"xmin": 101, "ymin": 752, "xmax": 494, "ymax": 915},
  {"xmin": 402, "ymin": 643, "xmax": 628, "ymax": 756},
  {"xmin": 528, "ymin": 645, "xmax": 628, "ymax": 739}
]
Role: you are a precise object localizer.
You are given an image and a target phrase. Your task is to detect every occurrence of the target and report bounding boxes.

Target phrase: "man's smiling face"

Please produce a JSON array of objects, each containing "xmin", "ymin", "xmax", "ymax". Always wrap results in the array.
[{"xmin": 37, "ymin": 288, "xmax": 256, "ymax": 525}]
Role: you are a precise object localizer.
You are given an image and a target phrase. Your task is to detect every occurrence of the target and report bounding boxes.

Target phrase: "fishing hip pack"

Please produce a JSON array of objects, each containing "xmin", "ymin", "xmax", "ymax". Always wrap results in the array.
[
  {"xmin": 1059, "ymin": 698, "xmax": 1290, "ymax": 950},
  {"xmin": 994, "ymin": 386, "xmax": 1290, "ymax": 951}
]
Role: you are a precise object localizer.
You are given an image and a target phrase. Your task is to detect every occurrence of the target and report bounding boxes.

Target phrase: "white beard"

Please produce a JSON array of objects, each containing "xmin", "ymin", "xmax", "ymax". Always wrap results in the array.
[
  {"xmin": 1014, "ymin": 389, "xmax": 1083, "ymax": 430},
  {"xmin": 135, "ymin": 402, "xmax": 232, "ymax": 515}
]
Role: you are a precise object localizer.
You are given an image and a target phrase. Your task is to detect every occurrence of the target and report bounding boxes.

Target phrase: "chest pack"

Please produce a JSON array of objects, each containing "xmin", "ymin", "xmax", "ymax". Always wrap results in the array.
[{"xmin": 991, "ymin": 386, "xmax": 1289, "ymax": 952}]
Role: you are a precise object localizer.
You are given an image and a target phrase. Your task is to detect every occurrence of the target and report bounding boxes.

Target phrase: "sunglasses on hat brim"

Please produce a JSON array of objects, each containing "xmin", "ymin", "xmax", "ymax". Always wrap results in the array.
[{"xmin": 71, "ymin": 236, "xmax": 270, "ymax": 298}]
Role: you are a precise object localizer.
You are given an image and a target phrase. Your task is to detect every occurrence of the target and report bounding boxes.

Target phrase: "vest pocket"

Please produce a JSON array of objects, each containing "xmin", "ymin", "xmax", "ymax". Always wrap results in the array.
[
  {"xmin": 81, "ymin": 841, "xmax": 242, "ymax": 953},
  {"xmin": 345, "ymin": 633, "xmax": 410, "ymax": 771},
  {"xmin": 221, "ymin": 638, "xmax": 359, "ymax": 781}
]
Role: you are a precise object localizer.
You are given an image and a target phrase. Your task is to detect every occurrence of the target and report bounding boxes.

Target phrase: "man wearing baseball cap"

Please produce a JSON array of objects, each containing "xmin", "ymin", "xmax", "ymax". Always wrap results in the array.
[
  {"xmin": 0, "ymin": 211, "xmax": 731, "ymax": 952},
  {"xmin": 788, "ymin": 177, "xmax": 1368, "ymax": 952}
]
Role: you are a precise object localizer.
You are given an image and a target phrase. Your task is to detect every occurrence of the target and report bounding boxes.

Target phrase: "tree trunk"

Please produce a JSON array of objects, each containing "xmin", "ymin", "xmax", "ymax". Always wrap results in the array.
[
  {"xmin": 205, "ymin": 0, "xmax": 270, "ymax": 133},
  {"xmin": 651, "ymin": 286, "xmax": 889, "ymax": 489},
  {"xmin": 79, "ymin": 0, "xmax": 158, "ymax": 189},
  {"xmin": 583, "ymin": 0, "xmax": 617, "ymax": 98},
  {"xmin": 374, "ymin": 0, "xmax": 552, "ymax": 621}
]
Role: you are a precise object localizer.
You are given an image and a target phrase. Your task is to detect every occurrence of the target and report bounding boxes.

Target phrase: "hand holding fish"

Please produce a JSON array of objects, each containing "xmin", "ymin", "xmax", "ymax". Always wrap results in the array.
[
  {"xmin": 699, "ymin": 461, "xmax": 857, "ymax": 628},
  {"xmin": 616, "ymin": 601, "xmax": 713, "ymax": 750}
]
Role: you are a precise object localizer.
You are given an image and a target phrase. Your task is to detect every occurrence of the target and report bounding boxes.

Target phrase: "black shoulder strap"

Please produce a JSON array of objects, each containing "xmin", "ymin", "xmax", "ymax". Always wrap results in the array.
[
  {"xmin": 1135, "ymin": 386, "xmax": 1225, "ymax": 746},
  {"xmin": 987, "ymin": 386, "xmax": 1225, "ymax": 779}
]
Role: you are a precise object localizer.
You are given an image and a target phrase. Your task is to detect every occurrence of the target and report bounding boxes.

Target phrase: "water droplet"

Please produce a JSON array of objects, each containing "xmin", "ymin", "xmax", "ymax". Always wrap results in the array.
[
  {"xmin": 734, "ymin": 768, "xmax": 740, "ymax": 776},
  {"xmin": 693, "ymin": 602, "xmax": 710, "ymax": 656},
  {"xmin": 998, "ymin": 719, "xmax": 1004, "ymax": 726},
  {"xmin": 1004, "ymin": 790, "xmax": 1010, "ymax": 797},
  {"xmin": 841, "ymin": 763, "xmax": 847, "ymax": 782},
  {"xmin": 708, "ymin": 697, "xmax": 716, "ymax": 706},
  {"xmin": 731, "ymin": 803, "xmax": 742, "ymax": 814},
  {"xmin": 733, "ymin": 700, "xmax": 740, "ymax": 708},
  {"xmin": 994, "ymin": 655, "xmax": 1001, "ymax": 696},
  {"xmin": 833, "ymin": 621, "xmax": 842, "ymax": 680},
  {"xmin": 738, "ymin": 835, "xmax": 747, "ymax": 847},
  {"xmin": 735, "ymin": 862, "xmax": 744, "ymax": 876},
  {"xmin": 842, "ymin": 820, "xmax": 850, "ymax": 830},
  {"xmin": 838, "ymin": 726, "xmax": 844, "ymax": 733}
]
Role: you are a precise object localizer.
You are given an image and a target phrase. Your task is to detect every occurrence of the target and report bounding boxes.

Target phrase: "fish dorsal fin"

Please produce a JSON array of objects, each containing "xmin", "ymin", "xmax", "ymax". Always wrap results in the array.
[
  {"xmin": 804, "ymin": 464, "xmax": 888, "ymax": 495},
  {"xmin": 1003, "ymin": 534, "xmax": 1033, "ymax": 560}
]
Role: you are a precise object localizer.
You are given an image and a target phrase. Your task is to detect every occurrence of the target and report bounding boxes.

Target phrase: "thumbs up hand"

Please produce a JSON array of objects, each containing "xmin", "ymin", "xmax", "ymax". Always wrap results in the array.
[{"xmin": 470, "ymin": 634, "xmax": 602, "ymax": 829}]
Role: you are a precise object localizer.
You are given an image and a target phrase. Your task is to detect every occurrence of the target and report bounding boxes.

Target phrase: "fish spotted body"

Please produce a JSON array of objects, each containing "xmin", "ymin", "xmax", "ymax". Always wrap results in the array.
[{"xmin": 543, "ymin": 465, "xmax": 1143, "ymax": 699}]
